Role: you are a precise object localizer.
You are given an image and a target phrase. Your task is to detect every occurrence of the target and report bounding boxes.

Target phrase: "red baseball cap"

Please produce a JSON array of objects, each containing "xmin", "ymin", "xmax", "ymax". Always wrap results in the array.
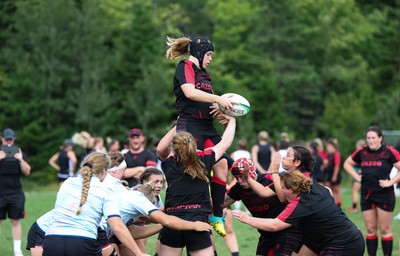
[{"xmin": 128, "ymin": 128, "xmax": 143, "ymax": 137}]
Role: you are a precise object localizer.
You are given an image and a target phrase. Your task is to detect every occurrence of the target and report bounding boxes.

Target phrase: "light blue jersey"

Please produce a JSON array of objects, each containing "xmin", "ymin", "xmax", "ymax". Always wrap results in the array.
[
  {"xmin": 99, "ymin": 174, "xmax": 158, "ymax": 237},
  {"xmin": 46, "ymin": 175, "xmax": 120, "ymax": 240}
]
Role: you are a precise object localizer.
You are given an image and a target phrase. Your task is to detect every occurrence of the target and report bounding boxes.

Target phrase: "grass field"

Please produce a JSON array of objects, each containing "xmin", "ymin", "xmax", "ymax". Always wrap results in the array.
[{"xmin": 0, "ymin": 185, "xmax": 399, "ymax": 256}]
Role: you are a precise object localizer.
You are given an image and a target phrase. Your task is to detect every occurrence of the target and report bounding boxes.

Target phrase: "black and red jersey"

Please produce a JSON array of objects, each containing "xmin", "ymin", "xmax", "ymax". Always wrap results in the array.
[
  {"xmin": 351, "ymin": 145, "xmax": 400, "ymax": 192},
  {"xmin": 277, "ymin": 183, "xmax": 362, "ymax": 250},
  {"xmin": 173, "ymin": 60, "xmax": 214, "ymax": 120},
  {"xmin": 161, "ymin": 150, "xmax": 215, "ymax": 215},
  {"xmin": 124, "ymin": 149, "xmax": 157, "ymax": 187},
  {"xmin": 228, "ymin": 173, "xmax": 287, "ymax": 236}
]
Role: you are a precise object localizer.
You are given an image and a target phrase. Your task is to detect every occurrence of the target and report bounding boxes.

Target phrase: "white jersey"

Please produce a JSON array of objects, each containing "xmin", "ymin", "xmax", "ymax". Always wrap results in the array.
[
  {"xmin": 278, "ymin": 149, "xmax": 288, "ymax": 174},
  {"xmin": 231, "ymin": 150, "xmax": 251, "ymax": 161},
  {"xmin": 46, "ymin": 175, "xmax": 120, "ymax": 239},
  {"xmin": 36, "ymin": 210, "xmax": 53, "ymax": 233},
  {"xmin": 99, "ymin": 173, "xmax": 159, "ymax": 237}
]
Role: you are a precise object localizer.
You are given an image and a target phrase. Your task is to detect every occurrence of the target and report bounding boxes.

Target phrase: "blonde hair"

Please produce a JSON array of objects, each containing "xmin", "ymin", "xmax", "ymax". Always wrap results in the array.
[
  {"xmin": 166, "ymin": 36, "xmax": 191, "ymax": 60},
  {"xmin": 280, "ymin": 170, "xmax": 313, "ymax": 194},
  {"xmin": 131, "ymin": 183, "xmax": 156, "ymax": 204},
  {"xmin": 172, "ymin": 131, "xmax": 209, "ymax": 181},
  {"xmin": 258, "ymin": 131, "xmax": 269, "ymax": 141},
  {"xmin": 107, "ymin": 151, "xmax": 124, "ymax": 168},
  {"xmin": 77, "ymin": 152, "xmax": 111, "ymax": 215}
]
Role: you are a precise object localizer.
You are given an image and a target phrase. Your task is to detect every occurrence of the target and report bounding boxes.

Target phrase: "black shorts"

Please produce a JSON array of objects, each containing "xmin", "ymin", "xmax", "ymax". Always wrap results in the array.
[
  {"xmin": 323, "ymin": 170, "xmax": 342, "ymax": 185},
  {"xmin": 361, "ymin": 188, "xmax": 396, "ymax": 212},
  {"xmin": 159, "ymin": 213, "xmax": 212, "ymax": 251},
  {"xmin": 0, "ymin": 192, "xmax": 25, "ymax": 220},
  {"xmin": 319, "ymin": 231, "xmax": 365, "ymax": 256},
  {"xmin": 257, "ymin": 228, "xmax": 301, "ymax": 256},
  {"xmin": 97, "ymin": 228, "xmax": 111, "ymax": 250},
  {"xmin": 177, "ymin": 117, "xmax": 220, "ymax": 150},
  {"xmin": 43, "ymin": 235, "xmax": 101, "ymax": 256},
  {"xmin": 26, "ymin": 222, "xmax": 45, "ymax": 250}
]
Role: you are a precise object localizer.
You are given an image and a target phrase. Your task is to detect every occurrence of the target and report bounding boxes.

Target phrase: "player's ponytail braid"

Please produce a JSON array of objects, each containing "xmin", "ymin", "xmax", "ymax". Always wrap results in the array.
[
  {"xmin": 172, "ymin": 131, "xmax": 208, "ymax": 181},
  {"xmin": 76, "ymin": 152, "xmax": 111, "ymax": 215}
]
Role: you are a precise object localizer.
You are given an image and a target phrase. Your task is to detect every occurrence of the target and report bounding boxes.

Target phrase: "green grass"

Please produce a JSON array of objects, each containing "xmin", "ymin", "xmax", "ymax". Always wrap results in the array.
[{"xmin": 1, "ymin": 185, "xmax": 399, "ymax": 256}]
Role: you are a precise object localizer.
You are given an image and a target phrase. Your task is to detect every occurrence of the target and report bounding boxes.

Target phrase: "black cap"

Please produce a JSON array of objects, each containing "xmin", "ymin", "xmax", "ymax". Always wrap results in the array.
[{"xmin": 2, "ymin": 128, "xmax": 15, "ymax": 140}]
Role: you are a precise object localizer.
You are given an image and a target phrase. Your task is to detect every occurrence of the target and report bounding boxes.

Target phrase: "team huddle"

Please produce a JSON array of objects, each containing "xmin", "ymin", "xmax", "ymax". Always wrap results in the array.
[{"xmin": 2, "ymin": 36, "xmax": 399, "ymax": 256}]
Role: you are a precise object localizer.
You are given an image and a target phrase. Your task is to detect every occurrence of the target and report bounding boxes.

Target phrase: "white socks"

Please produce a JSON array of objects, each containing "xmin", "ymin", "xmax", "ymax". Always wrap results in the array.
[{"xmin": 13, "ymin": 240, "xmax": 23, "ymax": 256}]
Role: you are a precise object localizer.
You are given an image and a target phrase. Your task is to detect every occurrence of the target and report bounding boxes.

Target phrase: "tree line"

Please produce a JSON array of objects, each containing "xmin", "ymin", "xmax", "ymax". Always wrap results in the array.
[{"xmin": 0, "ymin": 0, "xmax": 399, "ymax": 183}]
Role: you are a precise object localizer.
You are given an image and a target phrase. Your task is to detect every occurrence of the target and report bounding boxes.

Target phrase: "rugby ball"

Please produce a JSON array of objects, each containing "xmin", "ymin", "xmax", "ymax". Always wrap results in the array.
[{"xmin": 219, "ymin": 93, "xmax": 251, "ymax": 117}]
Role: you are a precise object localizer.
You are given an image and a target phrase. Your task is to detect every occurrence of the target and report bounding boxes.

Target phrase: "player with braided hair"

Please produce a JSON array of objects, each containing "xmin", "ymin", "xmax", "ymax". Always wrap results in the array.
[{"xmin": 43, "ymin": 152, "xmax": 148, "ymax": 256}]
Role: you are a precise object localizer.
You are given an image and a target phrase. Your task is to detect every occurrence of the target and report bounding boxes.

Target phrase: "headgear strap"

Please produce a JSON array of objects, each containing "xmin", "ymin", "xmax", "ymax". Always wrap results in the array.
[{"xmin": 108, "ymin": 160, "xmax": 127, "ymax": 172}]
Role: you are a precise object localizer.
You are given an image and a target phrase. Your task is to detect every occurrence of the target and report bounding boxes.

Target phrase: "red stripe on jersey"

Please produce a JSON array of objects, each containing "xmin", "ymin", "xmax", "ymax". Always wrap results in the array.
[
  {"xmin": 387, "ymin": 145, "xmax": 400, "ymax": 161},
  {"xmin": 184, "ymin": 60, "xmax": 195, "ymax": 84},
  {"xmin": 277, "ymin": 196, "xmax": 300, "ymax": 222},
  {"xmin": 351, "ymin": 146, "xmax": 364, "ymax": 159},
  {"xmin": 146, "ymin": 160, "xmax": 157, "ymax": 167}
]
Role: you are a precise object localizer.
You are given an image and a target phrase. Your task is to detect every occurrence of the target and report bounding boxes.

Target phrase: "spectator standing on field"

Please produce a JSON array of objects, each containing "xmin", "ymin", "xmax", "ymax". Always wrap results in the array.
[
  {"xmin": 48, "ymin": 139, "xmax": 77, "ymax": 186},
  {"xmin": 251, "ymin": 131, "xmax": 275, "ymax": 174},
  {"xmin": 123, "ymin": 128, "xmax": 157, "ymax": 187},
  {"xmin": 0, "ymin": 128, "xmax": 31, "ymax": 256}
]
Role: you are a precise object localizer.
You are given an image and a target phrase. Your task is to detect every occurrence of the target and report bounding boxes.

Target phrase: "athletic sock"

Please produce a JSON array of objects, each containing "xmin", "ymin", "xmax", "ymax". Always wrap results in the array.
[
  {"xmin": 231, "ymin": 252, "xmax": 239, "ymax": 256},
  {"xmin": 381, "ymin": 236, "xmax": 393, "ymax": 256},
  {"xmin": 13, "ymin": 240, "xmax": 23, "ymax": 256},
  {"xmin": 210, "ymin": 177, "xmax": 226, "ymax": 217},
  {"xmin": 352, "ymin": 202, "xmax": 357, "ymax": 209},
  {"xmin": 366, "ymin": 234, "xmax": 378, "ymax": 256}
]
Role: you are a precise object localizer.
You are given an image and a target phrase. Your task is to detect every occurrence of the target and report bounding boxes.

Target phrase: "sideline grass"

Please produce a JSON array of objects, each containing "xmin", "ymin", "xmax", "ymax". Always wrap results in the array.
[{"xmin": 0, "ymin": 188, "xmax": 399, "ymax": 256}]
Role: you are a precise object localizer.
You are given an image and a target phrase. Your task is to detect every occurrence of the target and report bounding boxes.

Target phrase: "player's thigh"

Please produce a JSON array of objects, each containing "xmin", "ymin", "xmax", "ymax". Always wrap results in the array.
[
  {"xmin": 377, "ymin": 207, "xmax": 393, "ymax": 233},
  {"xmin": 188, "ymin": 246, "xmax": 214, "ymax": 256},
  {"xmin": 362, "ymin": 209, "xmax": 378, "ymax": 233},
  {"xmin": 157, "ymin": 243, "xmax": 183, "ymax": 256}
]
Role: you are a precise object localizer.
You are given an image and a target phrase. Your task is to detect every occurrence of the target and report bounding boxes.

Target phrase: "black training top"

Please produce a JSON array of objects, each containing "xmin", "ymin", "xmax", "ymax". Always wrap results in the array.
[
  {"xmin": 173, "ymin": 59, "xmax": 214, "ymax": 120},
  {"xmin": 351, "ymin": 145, "xmax": 400, "ymax": 192},
  {"xmin": 228, "ymin": 173, "xmax": 287, "ymax": 237},
  {"xmin": 257, "ymin": 144, "xmax": 272, "ymax": 170},
  {"xmin": 278, "ymin": 183, "xmax": 361, "ymax": 248},
  {"xmin": 0, "ymin": 151, "xmax": 28, "ymax": 195},
  {"xmin": 162, "ymin": 150, "xmax": 215, "ymax": 215},
  {"xmin": 124, "ymin": 149, "xmax": 157, "ymax": 187}
]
